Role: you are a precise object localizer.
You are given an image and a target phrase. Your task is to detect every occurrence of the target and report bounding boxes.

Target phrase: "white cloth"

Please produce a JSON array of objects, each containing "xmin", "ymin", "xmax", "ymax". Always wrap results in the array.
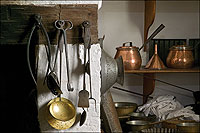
[
  {"xmin": 137, "ymin": 95, "xmax": 199, "ymax": 122},
  {"xmin": 166, "ymin": 106, "xmax": 200, "ymax": 122}
]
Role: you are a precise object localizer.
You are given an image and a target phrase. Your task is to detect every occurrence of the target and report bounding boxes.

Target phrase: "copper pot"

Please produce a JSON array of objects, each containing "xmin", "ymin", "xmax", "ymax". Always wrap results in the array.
[
  {"xmin": 166, "ymin": 45, "xmax": 194, "ymax": 69},
  {"xmin": 115, "ymin": 42, "xmax": 142, "ymax": 70}
]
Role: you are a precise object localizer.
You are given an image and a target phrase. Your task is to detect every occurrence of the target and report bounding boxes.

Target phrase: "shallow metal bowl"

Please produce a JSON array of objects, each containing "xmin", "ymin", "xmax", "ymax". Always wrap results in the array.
[
  {"xmin": 141, "ymin": 127, "xmax": 176, "ymax": 133},
  {"xmin": 129, "ymin": 112, "xmax": 156, "ymax": 122},
  {"xmin": 46, "ymin": 97, "xmax": 76, "ymax": 130},
  {"xmin": 126, "ymin": 120, "xmax": 152, "ymax": 132},
  {"xmin": 115, "ymin": 102, "xmax": 137, "ymax": 116},
  {"xmin": 176, "ymin": 122, "xmax": 200, "ymax": 133}
]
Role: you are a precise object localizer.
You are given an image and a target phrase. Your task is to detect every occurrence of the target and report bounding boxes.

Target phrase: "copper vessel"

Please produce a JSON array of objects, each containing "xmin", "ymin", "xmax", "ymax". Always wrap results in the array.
[
  {"xmin": 166, "ymin": 45, "xmax": 194, "ymax": 69},
  {"xmin": 145, "ymin": 44, "xmax": 166, "ymax": 69},
  {"xmin": 115, "ymin": 42, "xmax": 142, "ymax": 70}
]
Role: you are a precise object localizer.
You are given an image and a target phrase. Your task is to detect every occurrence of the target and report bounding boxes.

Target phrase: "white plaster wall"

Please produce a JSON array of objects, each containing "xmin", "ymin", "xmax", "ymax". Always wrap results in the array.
[
  {"xmin": 37, "ymin": 44, "xmax": 101, "ymax": 132},
  {"xmin": 98, "ymin": 1, "xmax": 199, "ymax": 106}
]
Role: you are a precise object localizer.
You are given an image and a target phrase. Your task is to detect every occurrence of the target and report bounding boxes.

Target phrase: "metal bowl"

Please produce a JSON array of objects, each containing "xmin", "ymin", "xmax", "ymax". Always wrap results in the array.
[
  {"xmin": 176, "ymin": 122, "xmax": 200, "ymax": 133},
  {"xmin": 126, "ymin": 120, "xmax": 152, "ymax": 133},
  {"xmin": 141, "ymin": 127, "xmax": 176, "ymax": 133},
  {"xmin": 162, "ymin": 120, "xmax": 196, "ymax": 129},
  {"xmin": 46, "ymin": 97, "xmax": 76, "ymax": 130},
  {"xmin": 115, "ymin": 102, "xmax": 137, "ymax": 116},
  {"xmin": 129, "ymin": 112, "xmax": 156, "ymax": 122}
]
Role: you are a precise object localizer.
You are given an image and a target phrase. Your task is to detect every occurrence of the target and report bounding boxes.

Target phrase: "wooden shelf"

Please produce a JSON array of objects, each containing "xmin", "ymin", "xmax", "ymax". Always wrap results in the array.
[
  {"xmin": 125, "ymin": 67, "xmax": 200, "ymax": 74},
  {"xmin": 125, "ymin": 66, "xmax": 199, "ymax": 104}
]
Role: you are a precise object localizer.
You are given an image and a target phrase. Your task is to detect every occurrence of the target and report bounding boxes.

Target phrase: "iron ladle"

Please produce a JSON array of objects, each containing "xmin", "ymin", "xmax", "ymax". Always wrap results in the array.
[{"xmin": 46, "ymin": 38, "xmax": 62, "ymax": 95}]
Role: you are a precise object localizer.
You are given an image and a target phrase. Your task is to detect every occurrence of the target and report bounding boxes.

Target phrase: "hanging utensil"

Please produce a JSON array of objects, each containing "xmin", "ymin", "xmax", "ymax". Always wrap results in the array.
[
  {"xmin": 99, "ymin": 35, "xmax": 124, "ymax": 95},
  {"xmin": 46, "ymin": 97, "xmax": 76, "ymax": 130},
  {"xmin": 55, "ymin": 20, "xmax": 74, "ymax": 92},
  {"xmin": 145, "ymin": 44, "xmax": 166, "ymax": 69},
  {"xmin": 101, "ymin": 50, "xmax": 124, "ymax": 95},
  {"xmin": 77, "ymin": 21, "xmax": 90, "ymax": 108},
  {"xmin": 46, "ymin": 30, "xmax": 62, "ymax": 95},
  {"xmin": 27, "ymin": 14, "xmax": 51, "ymax": 87},
  {"xmin": 82, "ymin": 21, "xmax": 97, "ymax": 109},
  {"xmin": 46, "ymin": 24, "xmax": 76, "ymax": 129},
  {"xmin": 80, "ymin": 107, "xmax": 87, "ymax": 126},
  {"xmin": 27, "ymin": 14, "xmax": 62, "ymax": 95}
]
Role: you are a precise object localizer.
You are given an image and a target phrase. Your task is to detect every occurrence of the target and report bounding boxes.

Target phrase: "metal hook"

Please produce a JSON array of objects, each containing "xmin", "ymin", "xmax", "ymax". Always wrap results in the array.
[{"xmin": 55, "ymin": 20, "xmax": 73, "ymax": 31}]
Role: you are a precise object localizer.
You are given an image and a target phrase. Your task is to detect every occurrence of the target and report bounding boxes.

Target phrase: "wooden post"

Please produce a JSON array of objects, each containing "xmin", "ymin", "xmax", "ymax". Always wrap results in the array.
[
  {"xmin": 143, "ymin": 73, "xmax": 155, "ymax": 103},
  {"xmin": 101, "ymin": 90, "xmax": 122, "ymax": 133}
]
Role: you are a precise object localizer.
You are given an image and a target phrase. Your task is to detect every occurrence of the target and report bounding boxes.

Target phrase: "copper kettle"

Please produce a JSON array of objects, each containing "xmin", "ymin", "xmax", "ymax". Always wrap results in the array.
[
  {"xmin": 114, "ymin": 42, "xmax": 142, "ymax": 70},
  {"xmin": 166, "ymin": 45, "xmax": 194, "ymax": 69}
]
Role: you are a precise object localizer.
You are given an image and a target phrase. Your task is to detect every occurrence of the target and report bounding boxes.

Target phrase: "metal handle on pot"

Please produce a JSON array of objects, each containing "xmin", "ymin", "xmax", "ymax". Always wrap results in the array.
[{"xmin": 123, "ymin": 42, "xmax": 133, "ymax": 47}]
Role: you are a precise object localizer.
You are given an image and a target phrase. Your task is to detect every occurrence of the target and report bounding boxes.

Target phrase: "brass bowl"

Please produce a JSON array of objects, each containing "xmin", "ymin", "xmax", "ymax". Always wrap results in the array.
[
  {"xmin": 129, "ymin": 112, "xmax": 156, "ymax": 122},
  {"xmin": 114, "ymin": 102, "xmax": 137, "ymax": 116},
  {"xmin": 126, "ymin": 120, "xmax": 152, "ymax": 133},
  {"xmin": 176, "ymin": 122, "xmax": 200, "ymax": 133},
  {"xmin": 162, "ymin": 120, "xmax": 196, "ymax": 129},
  {"xmin": 46, "ymin": 97, "xmax": 76, "ymax": 130},
  {"xmin": 141, "ymin": 127, "xmax": 176, "ymax": 133}
]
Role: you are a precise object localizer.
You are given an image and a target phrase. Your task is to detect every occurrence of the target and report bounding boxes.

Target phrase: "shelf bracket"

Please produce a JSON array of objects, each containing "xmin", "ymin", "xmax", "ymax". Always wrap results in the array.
[{"xmin": 143, "ymin": 73, "xmax": 155, "ymax": 103}]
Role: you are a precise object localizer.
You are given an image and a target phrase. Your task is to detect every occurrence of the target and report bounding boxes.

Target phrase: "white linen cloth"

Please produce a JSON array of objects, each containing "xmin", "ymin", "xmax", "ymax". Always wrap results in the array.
[{"xmin": 137, "ymin": 95, "xmax": 199, "ymax": 122}]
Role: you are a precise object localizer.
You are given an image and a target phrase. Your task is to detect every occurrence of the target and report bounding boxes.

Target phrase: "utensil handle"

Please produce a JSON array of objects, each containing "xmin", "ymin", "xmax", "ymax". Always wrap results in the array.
[
  {"xmin": 82, "ymin": 21, "xmax": 91, "ymax": 90},
  {"xmin": 113, "ymin": 86, "xmax": 153, "ymax": 99},
  {"xmin": 123, "ymin": 42, "xmax": 132, "ymax": 47},
  {"xmin": 149, "ymin": 115, "xmax": 184, "ymax": 125},
  {"xmin": 139, "ymin": 24, "xmax": 165, "ymax": 51},
  {"xmin": 155, "ymin": 44, "xmax": 157, "ymax": 54},
  {"xmin": 63, "ymin": 30, "xmax": 71, "ymax": 83}
]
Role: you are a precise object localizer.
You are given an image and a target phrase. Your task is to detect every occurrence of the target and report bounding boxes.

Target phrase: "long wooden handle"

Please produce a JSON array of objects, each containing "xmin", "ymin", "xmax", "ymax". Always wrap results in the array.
[
  {"xmin": 144, "ymin": 0, "xmax": 156, "ymax": 51},
  {"xmin": 149, "ymin": 115, "xmax": 184, "ymax": 125}
]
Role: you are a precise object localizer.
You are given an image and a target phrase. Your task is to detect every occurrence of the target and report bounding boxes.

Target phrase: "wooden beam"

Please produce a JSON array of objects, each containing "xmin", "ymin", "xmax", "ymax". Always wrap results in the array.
[{"xmin": 0, "ymin": 4, "xmax": 98, "ymax": 45}]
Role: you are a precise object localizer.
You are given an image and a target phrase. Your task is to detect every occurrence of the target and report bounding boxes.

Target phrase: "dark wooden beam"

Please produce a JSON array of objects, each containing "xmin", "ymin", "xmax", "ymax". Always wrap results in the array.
[{"xmin": 0, "ymin": 4, "xmax": 98, "ymax": 45}]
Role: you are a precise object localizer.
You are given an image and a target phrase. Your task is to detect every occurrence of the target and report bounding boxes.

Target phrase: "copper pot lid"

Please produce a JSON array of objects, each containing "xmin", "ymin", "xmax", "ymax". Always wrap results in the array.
[
  {"xmin": 116, "ymin": 42, "xmax": 139, "ymax": 51},
  {"xmin": 170, "ymin": 45, "xmax": 193, "ymax": 51}
]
